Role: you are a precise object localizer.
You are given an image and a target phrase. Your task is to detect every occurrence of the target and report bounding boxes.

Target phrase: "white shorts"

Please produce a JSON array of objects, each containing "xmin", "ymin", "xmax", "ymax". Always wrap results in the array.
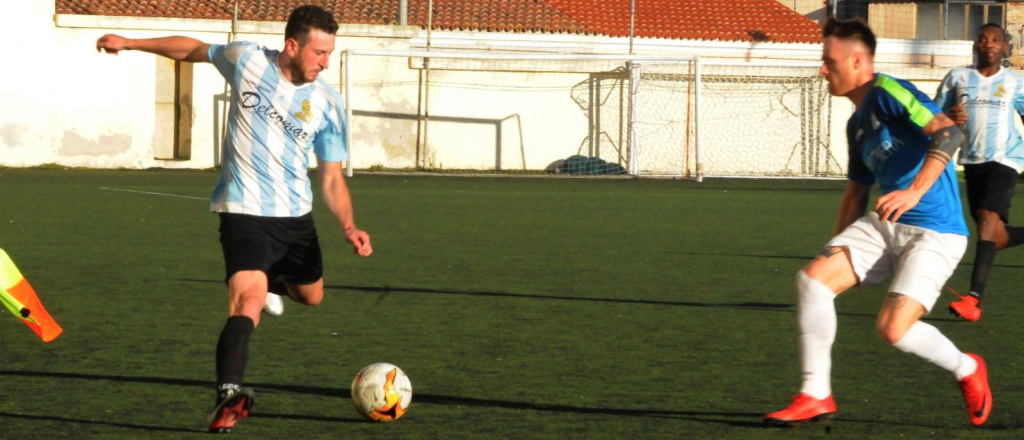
[{"xmin": 826, "ymin": 213, "xmax": 967, "ymax": 313}]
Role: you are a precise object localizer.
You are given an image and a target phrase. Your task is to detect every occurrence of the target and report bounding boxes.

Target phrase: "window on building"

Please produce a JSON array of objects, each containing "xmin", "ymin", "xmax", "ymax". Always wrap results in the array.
[{"xmin": 915, "ymin": 1, "xmax": 1005, "ymax": 40}]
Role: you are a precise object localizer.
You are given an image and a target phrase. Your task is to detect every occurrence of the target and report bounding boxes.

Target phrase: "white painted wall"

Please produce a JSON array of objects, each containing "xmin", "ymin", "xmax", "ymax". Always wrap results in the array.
[
  {"xmin": 0, "ymin": 0, "xmax": 975, "ymax": 177},
  {"xmin": 0, "ymin": 1, "xmax": 415, "ymax": 169}
]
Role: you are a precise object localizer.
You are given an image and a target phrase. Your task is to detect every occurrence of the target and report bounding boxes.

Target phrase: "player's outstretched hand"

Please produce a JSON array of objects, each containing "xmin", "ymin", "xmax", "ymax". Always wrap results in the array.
[
  {"xmin": 875, "ymin": 188, "xmax": 923, "ymax": 224},
  {"xmin": 96, "ymin": 34, "xmax": 130, "ymax": 55},
  {"xmin": 946, "ymin": 104, "xmax": 968, "ymax": 126},
  {"xmin": 345, "ymin": 228, "xmax": 373, "ymax": 257}
]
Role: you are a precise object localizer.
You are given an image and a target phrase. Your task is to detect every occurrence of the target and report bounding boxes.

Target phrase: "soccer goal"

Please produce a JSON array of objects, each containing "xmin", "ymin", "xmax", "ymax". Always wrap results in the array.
[
  {"xmin": 631, "ymin": 61, "xmax": 845, "ymax": 179},
  {"xmin": 341, "ymin": 50, "xmax": 844, "ymax": 180}
]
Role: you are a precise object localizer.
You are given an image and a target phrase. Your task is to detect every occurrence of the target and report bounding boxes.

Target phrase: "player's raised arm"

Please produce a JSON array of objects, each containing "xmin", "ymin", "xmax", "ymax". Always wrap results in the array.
[
  {"xmin": 96, "ymin": 34, "xmax": 211, "ymax": 63},
  {"xmin": 875, "ymin": 113, "xmax": 964, "ymax": 223},
  {"xmin": 318, "ymin": 160, "xmax": 372, "ymax": 257}
]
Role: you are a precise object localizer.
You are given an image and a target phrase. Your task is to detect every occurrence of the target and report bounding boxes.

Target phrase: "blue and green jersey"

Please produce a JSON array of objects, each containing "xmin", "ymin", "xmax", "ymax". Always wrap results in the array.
[{"xmin": 846, "ymin": 73, "xmax": 968, "ymax": 236}]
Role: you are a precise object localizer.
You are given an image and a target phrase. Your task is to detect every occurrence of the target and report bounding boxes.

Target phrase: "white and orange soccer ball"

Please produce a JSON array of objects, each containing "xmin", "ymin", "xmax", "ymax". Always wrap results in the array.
[{"xmin": 350, "ymin": 363, "xmax": 413, "ymax": 422}]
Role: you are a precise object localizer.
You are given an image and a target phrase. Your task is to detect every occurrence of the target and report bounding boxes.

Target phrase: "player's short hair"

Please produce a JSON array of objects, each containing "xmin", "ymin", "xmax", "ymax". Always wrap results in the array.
[
  {"xmin": 285, "ymin": 5, "xmax": 339, "ymax": 43},
  {"xmin": 976, "ymin": 23, "xmax": 1007, "ymax": 39},
  {"xmin": 823, "ymin": 17, "xmax": 876, "ymax": 57}
]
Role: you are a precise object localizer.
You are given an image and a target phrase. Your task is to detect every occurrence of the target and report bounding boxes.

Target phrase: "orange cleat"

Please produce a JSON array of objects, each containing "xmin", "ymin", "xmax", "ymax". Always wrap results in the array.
[
  {"xmin": 765, "ymin": 393, "xmax": 837, "ymax": 426},
  {"xmin": 207, "ymin": 387, "xmax": 255, "ymax": 433},
  {"xmin": 948, "ymin": 288, "xmax": 981, "ymax": 322},
  {"xmin": 960, "ymin": 353, "xmax": 992, "ymax": 427}
]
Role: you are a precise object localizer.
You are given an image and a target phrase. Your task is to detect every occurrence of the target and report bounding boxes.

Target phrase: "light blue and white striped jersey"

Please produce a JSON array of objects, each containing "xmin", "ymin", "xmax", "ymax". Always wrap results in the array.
[
  {"xmin": 207, "ymin": 41, "xmax": 347, "ymax": 217},
  {"xmin": 934, "ymin": 66, "xmax": 1024, "ymax": 172}
]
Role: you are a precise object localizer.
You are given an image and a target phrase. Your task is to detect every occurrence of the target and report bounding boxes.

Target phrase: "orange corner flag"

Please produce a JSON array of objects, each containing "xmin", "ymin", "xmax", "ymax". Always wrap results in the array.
[{"xmin": 0, "ymin": 248, "xmax": 62, "ymax": 342}]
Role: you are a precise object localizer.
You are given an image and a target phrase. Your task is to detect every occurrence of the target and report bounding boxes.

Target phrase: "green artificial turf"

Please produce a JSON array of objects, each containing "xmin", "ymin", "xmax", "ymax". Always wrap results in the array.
[{"xmin": 1, "ymin": 169, "xmax": 1022, "ymax": 439}]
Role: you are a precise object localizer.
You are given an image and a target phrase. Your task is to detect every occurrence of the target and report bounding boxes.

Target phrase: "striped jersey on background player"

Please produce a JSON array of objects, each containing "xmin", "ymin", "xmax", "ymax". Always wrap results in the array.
[{"xmin": 935, "ymin": 23, "xmax": 1024, "ymax": 322}]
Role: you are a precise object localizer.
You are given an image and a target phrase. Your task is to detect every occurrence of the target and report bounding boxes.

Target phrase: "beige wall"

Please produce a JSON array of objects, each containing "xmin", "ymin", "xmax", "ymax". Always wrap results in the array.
[
  {"xmin": 869, "ymin": 2, "xmax": 918, "ymax": 39},
  {"xmin": 1008, "ymin": 2, "xmax": 1024, "ymax": 66},
  {"xmin": 777, "ymin": 0, "xmax": 829, "ymax": 25}
]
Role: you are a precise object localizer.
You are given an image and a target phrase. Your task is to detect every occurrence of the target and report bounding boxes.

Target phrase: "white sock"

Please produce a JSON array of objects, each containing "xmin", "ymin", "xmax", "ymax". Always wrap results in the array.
[
  {"xmin": 892, "ymin": 321, "xmax": 977, "ymax": 380},
  {"xmin": 796, "ymin": 271, "xmax": 837, "ymax": 400}
]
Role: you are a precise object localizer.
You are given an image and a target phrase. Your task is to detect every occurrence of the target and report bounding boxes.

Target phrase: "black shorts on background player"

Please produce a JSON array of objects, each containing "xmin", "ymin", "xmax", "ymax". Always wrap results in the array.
[{"xmin": 963, "ymin": 162, "xmax": 1018, "ymax": 222}]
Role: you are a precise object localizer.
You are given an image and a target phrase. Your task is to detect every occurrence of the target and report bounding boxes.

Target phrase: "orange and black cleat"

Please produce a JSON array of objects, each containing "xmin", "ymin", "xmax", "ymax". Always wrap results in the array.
[
  {"xmin": 765, "ymin": 393, "xmax": 837, "ymax": 426},
  {"xmin": 948, "ymin": 287, "xmax": 981, "ymax": 322},
  {"xmin": 207, "ymin": 387, "xmax": 255, "ymax": 434},
  {"xmin": 959, "ymin": 353, "xmax": 992, "ymax": 427}
]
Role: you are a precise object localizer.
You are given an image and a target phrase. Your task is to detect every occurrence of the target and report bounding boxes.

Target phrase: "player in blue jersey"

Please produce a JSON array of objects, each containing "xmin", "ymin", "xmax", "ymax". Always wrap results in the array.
[
  {"xmin": 935, "ymin": 23, "xmax": 1024, "ymax": 322},
  {"xmin": 765, "ymin": 18, "xmax": 991, "ymax": 427},
  {"xmin": 96, "ymin": 5, "xmax": 372, "ymax": 433}
]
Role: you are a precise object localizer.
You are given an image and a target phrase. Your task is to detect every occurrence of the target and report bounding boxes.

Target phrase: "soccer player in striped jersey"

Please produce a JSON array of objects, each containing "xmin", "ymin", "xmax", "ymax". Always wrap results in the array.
[
  {"xmin": 935, "ymin": 23, "xmax": 1024, "ymax": 322},
  {"xmin": 765, "ymin": 18, "xmax": 991, "ymax": 427},
  {"xmin": 96, "ymin": 5, "xmax": 372, "ymax": 433}
]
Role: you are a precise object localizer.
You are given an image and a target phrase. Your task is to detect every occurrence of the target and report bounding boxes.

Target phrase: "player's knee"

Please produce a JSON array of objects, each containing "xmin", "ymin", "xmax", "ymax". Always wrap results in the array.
[
  {"xmin": 977, "ymin": 211, "xmax": 1003, "ymax": 236},
  {"xmin": 304, "ymin": 293, "xmax": 323, "ymax": 306},
  {"xmin": 875, "ymin": 321, "xmax": 908, "ymax": 345},
  {"xmin": 230, "ymin": 291, "xmax": 266, "ymax": 315},
  {"xmin": 291, "ymin": 286, "xmax": 323, "ymax": 306}
]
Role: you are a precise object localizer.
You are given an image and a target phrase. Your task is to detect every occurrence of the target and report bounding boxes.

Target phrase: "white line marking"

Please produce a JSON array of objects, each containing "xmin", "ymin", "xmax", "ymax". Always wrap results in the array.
[{"xmin": 99, "ymin": 187, "xmax": 207, "ymax": 201}]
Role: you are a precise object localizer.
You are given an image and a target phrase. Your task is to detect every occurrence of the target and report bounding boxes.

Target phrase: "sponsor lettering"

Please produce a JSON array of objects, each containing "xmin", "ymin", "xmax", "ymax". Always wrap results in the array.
[
  {"xmin": 964, "ymin": 97, "xmax": 1006, "ymax": 108},
  {"xmin": 240, "ymin": 91, "xmax": 311, "ymax": 141}
]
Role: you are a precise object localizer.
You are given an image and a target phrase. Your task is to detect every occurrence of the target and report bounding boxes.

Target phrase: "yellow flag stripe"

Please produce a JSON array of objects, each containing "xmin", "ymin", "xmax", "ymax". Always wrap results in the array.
[{"xmin": 0, "ymin": 248, "xmax": 25, "ymax": 291}]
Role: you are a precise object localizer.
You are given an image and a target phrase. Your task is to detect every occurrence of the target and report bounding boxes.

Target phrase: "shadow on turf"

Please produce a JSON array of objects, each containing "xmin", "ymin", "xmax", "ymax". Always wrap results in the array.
[
  {"xmin": 179, "ymin": 278, "xmax": 796, "ymax": 312},
  {"xmin": 182, "ymin": 279, "xmax": 973, "ymax": 322},
  {"xmin": 7, "ymin": 370, "xmax": 1017, "ymax": 430},
  {"xmin": 0, "ymin": 370, "xmax": 768, "ymax": 428},
  {"xmin": 0, "ymin": 411, "xmax": 197, "ymax": 433},
  {"xmin": 329, "ymin": 283, "xmax": 798, "ymax": 313},
  {"xmin": 666, "ymin": 250, "xmax": 1024, "ymax": 269}
]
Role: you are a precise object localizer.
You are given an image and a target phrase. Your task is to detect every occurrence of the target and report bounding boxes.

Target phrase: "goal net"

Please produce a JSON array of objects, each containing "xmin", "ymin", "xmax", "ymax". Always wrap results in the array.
[
  {"xmin": 630, "ymin": 62, "xmax": 844, "ymax": 178},
  {"xmin": 342, "ymin": 50, "xmax": 845, "ymax": 179}
]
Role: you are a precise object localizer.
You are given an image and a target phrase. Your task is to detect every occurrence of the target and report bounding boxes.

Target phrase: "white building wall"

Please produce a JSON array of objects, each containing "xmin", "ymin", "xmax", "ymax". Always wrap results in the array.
[{"xmin": 0, "ymin": 0, "xmax": 974, "ymax": 176}]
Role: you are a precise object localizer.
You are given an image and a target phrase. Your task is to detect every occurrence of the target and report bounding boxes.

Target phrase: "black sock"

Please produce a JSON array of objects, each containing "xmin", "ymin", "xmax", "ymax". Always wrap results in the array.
[
  {"xmin": 1006, "ymin": 225, "xmax": 1024, "ymax": 248},
  {"xmin": 969, "ymin": 240, "xmax": 998, "ymax": 303},
  {"xmin": 216, "ymin": 316, "xmax": 254, "ymax": 400}
]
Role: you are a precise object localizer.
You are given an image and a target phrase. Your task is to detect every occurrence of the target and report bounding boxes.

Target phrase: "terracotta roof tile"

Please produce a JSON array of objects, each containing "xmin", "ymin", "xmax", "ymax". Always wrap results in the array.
[{"xmin": 55, "ymin": 0, "xmax": 820, "ymax": 43}]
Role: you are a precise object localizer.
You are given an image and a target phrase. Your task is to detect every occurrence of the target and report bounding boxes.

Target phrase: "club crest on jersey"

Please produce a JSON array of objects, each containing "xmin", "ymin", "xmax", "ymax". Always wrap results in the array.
[
  {"xmin": 994, "ymin": 83, "xmax": 1007, "ymax": 98},
  {"xmin": 294, "ymin": 100, "xmax": 312, "ymax": 123}
]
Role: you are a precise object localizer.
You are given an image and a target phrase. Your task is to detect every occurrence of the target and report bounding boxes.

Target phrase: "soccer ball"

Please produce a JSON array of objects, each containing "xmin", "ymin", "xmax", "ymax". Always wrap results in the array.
[{"xmin": 350, "ymin": 363, "xmax": 412, "ymax": 422}]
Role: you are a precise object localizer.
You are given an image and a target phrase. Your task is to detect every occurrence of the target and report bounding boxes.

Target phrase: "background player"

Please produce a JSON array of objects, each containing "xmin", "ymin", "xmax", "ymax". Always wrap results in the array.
[{"xmin": 936, "ymin": 23, "xmax": 1024, "ymax": 322}]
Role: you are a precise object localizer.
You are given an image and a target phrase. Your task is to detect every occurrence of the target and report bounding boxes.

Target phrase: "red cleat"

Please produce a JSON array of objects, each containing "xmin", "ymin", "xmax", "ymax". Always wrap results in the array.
[
  {"xmin": 207, "ymin": 387, "xmax": 255, "ymax": 434},
  {"xmin": 765, "ymin": 393, "xmax": 837, "ymax": 426},
  {"xmin": 960, "ymin": 353, "xmax": 992, "ymax": 427},
  {"xmin": 948, "ymin": 288, "xmax": 981, "ymax": 322}
]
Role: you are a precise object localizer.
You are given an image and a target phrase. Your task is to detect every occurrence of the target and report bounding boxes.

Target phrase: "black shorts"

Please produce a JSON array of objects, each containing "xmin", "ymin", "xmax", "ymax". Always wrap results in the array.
[
  {"xmin": 963, "ymin": 162, "xmax": 1019, "ymax": 223},
  {"xmin": 218, "ymin": 212, "xmax": 323, "ymax": 285}
]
